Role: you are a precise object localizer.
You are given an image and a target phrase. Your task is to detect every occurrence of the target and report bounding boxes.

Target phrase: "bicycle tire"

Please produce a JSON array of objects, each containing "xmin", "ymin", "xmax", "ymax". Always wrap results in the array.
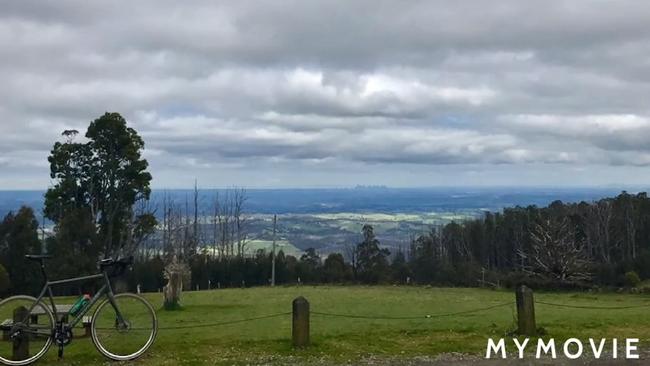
[
  {"xmin": 90, "ymin": 293, "xmax": 157, "ymax": 361},
  {"xmin": 0, "ymin": 295, "xmax": 54, "ymax": 366}
]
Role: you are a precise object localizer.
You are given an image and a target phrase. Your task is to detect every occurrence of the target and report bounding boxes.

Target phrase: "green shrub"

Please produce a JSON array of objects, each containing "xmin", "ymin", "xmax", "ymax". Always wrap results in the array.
[
  {"xmin": 624, "ymin": 271, "xmax": 641, "ymax": 288},
  {"xmin": 0, "ymin": 264, "xmax": 10, "ymax": 295}
]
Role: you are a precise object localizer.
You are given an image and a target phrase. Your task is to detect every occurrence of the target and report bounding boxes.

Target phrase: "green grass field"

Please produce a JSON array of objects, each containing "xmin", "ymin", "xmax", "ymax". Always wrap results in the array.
[
  {"xmin": 17, "ymin": 286, "xmax": 650, "ymax": 365},
  {"xmin": 244, "ymin": 239, "xmax": 303, "ymax": 257}
]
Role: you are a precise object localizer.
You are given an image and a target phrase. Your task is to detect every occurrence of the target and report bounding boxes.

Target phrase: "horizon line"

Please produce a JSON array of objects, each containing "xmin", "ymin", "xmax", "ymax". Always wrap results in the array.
[{"xmin": 0, "ymin": 184, "xmax": 648, "ymax": 192}]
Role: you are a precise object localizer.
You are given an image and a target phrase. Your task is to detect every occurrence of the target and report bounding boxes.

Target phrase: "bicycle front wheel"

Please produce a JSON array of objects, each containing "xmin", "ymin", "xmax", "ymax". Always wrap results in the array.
[
  {"xmin": 0, "ymin": 295, "xmax": 54, "ymax": 366},
  {"xmin": 91, "ymin": 293, "xmax": 157, "ymax": 361}
]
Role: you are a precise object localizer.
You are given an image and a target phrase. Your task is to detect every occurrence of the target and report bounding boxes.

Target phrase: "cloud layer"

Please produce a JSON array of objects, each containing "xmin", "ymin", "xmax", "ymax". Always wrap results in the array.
[{"xmin": 2, "ymin": 1, "xmax": 650, "ymax": 188}]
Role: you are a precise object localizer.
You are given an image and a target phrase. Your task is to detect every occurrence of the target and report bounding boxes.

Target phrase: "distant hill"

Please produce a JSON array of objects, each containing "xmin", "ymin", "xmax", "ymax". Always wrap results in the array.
[
  {"xmin": 0, "ymin": 187, "xmax": 642, "ymax": 218},
  {"xmin": 2, "ymin": 187, "xmax": 644, "ymax": 255}
]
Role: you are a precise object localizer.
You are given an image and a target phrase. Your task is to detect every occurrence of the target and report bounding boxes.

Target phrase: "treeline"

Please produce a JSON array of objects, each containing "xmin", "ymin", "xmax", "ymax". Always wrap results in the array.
[
  {"xmin": 125, "ymin": 250, "xmax": 352, "ymax": 292},
  {"xmin": 407, "ymin": 190, "xmax": 650, "ymax": 288},
  {"xmin": 127, "ymin": 191, "xmax": 650, "ymax": 291},
  {"xmin": 127, "ymin": 225, "xmax": 392, "ymax": 292},
  {"xmin": 3, "ymin": 191, "xmax": 650, "ymax": 295}
]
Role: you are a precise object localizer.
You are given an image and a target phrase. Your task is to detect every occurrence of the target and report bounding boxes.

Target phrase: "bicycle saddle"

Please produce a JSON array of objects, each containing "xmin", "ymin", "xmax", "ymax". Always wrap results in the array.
[
  {"xmin": 25, "ymin": 254, "xmax": 52, "ymax": 261},
  {"xmin": 99, "ymin": 256, "xmax": 134, "ymax": 268}
]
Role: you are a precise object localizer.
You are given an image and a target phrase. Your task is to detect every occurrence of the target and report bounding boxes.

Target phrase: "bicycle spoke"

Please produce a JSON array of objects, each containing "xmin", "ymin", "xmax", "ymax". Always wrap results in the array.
[
  {"xmin": 92, "ymin": 293, "xmax": 157, "ymax": 361},
  {"xmin": 0, "ymin": 296, "xmax": 53, "ymax": 365},
  {"xmin": 21, "ymin": 328, "xmax": 51, "ymax": 337}
]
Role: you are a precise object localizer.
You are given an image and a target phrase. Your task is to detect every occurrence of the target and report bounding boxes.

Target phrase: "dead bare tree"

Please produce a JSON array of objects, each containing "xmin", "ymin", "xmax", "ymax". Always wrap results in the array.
[
  {"xmin": 159, "ymin": 194, "xmax": 193, "ymax": 309},
  {"xmin": 620, "ymin": 193, "xmax": 637, "ymax": 261},
  {"xmin": 521, "ymin": 217, "xmax": 591, "ymax": 284},
  {"xmin": 158, "ymin": 194, "xmax": 194, "ymax": 262},
  {"xmin": 208, "ymin": 188, "xmax": 249, "ymax": 259},
  {"xmin": 583, "ymin": 200, "xmax": 613, "ymax": 264},
  {"xmin": 344, "ymin": 241, "xmax": 357, "ymax": 279},
  {"xmin": 219, "ymin": 191, "xmax": 231, "ymax": 257},
  {"xmin": 163, "ymin": 254, "xmax": 190, "ymax": 310},
  {"xmin": 233, "ymin": 188, "xmax": 248, "ymax": 256}
]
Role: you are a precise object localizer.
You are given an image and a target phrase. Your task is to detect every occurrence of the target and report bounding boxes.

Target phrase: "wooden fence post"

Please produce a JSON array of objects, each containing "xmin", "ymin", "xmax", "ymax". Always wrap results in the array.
[
  {"xmin": 83, "ymin": 316, "xmax": 92, "ymax": 338},
  {"xmin": 515, "ymin": 285, "xmax": 536, "ymax": 336},
  {"xmin": 13, "ymin": 306, "xmax": 29, "ymax": 361},
  {"xmin": 292, "ymin": 296, "xmax": 309, "ymax": 348}
]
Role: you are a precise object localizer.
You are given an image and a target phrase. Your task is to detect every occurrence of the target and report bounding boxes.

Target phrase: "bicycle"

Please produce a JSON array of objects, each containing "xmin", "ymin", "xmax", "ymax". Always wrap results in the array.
[{"xmin": 0, "ymin": 255, "xmax": 158, "ymax": 365}]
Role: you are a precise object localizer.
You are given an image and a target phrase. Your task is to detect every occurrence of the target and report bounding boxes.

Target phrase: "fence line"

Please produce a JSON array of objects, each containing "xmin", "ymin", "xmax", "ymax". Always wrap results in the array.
[
  {"xmin": 137, "ymin": 298, "xmax": 650, "ymax": 332},
  {"xmin": 160, "ymin": 312, "xmax": 291, "ymax": 330},
  {"xmin": 312, "ymin": 302, "xmax": 513, "ymax": 320},
  {"xmin": 534, "ymin": 300, "xmax": 650, "ymax": 310},
  {"xmin": 94, "ymin": 291, "xmax": 650, "ymax": 334},
  {"xmin": 14, "ymin": 287, "xmax": 650, "ymax": 360},
  {"xmin": 95, "ymin": 312, "xmax": 292, "ymax": 331},
  {"xmin": 114, "ymin": 301, "xmax": 514, "ymax": 333}
]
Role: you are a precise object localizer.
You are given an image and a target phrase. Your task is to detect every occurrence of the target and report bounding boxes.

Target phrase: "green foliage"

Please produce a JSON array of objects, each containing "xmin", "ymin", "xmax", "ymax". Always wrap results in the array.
[
  {"xmin": 402, "ymin": 191, "xmax": 650, "ymax": 288},
  {"xmin": 46, "ymin": 207, "xmax": 99, "ymax": 281},
  {"xmin": 128, "ymin": 255, "xmax": 166, "ymax": 291},
  {"xmin": 272, "ymin": 250, "xmax": 297, "ymax": 284},
  {"xmin": 44, "ymin": 113, "xmax": 155, "ymax": 283},
  {"xmin": 297, "ymin": 248, "xmax": 321, "ymax": 283},
  {"xmin": 0, "ymin": 263, "xmax": 11, "ymax": 295},
  {"xmin": 355, "ymin": 225, "xmax": 391, "ymax": 284},
  {"xmin": 322, "ymin": 253, "xmax": 351, "ymax": 283},
  {"xmin": 390, "ymin": 250, "xmax": 411, "ymax": 284},
  {"xmin": 632, "ymin": 250, "xmax": 650, "ymax": 279},
  {"xmin": 0, "ymin": 207, "xmax": 42, "ymax": 295},
  {"xmin": 624, "ymin": 271, "xmax": 641, "ymax": 288}
]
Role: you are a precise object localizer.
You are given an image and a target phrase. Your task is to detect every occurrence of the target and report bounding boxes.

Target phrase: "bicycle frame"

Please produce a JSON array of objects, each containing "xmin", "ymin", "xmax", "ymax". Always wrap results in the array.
[{"xmin": 24, "ymin": 270, "xmax": 126, "ymax": 329}]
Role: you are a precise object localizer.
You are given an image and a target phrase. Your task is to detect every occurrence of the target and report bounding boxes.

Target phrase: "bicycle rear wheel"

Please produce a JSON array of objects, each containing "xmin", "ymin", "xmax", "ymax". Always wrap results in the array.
[
  {"xmin": 91, "ymin": 293, "xmax": 157, "ymax": 361},
  {"xmin": 0, "ymin": 295, "xmax": 54, "ymax": 366}
]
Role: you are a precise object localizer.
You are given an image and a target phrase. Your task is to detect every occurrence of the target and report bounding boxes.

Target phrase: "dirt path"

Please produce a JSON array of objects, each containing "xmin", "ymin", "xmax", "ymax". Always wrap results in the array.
[
  {"xmin": 270, "ymin": 353, "xmax": 650, "ymax": 365},
  {"xmin": 354, "ymin": 353, "xmax": 650, "ymax": 365}
]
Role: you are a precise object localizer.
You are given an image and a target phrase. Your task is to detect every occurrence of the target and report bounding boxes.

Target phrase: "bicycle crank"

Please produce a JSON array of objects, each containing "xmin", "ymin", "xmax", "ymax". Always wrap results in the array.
[{"xmin": 53, "ymin": 326, "xmax": 72, "ymax": 359}]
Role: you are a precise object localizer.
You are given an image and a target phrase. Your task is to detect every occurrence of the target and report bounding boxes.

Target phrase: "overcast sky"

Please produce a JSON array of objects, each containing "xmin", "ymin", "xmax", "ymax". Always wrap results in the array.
[{"xmin": 2, "ymin": 1, "xmax": 650, "ymax": 189}]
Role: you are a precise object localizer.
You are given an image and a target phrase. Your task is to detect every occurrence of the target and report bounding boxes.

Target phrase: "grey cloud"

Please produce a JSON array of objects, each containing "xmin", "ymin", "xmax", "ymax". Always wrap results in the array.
[
  {"xmin": 500, "ymin": 114, "xmax": 650, "ymax": 153},
  {"xmin": 2, "ymin": 1, "xmax": 650, "ymax": 188}
]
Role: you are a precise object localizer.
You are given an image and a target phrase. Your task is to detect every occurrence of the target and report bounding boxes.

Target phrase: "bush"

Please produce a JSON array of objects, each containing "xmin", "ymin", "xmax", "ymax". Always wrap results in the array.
[
  {"xmin": 634, "ymin": 250, "xmax": 650, "ymax": 279},
  {"xmin": 624, "ymin": 271, "xmax": 641, "ymax": 288},
  {"xmin": 0, "ymin": 264, "xmax": 10, "ymax": 295},
  {"xmin": 592, "ymin": 263, "xmax": 619, "ymax": 286}
]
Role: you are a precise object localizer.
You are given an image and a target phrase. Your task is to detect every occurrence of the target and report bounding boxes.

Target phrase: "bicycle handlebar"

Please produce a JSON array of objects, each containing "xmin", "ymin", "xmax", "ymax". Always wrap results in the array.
[{"xmin": 100, "ymin": 256, "xmax": 134, "ymax": 277}]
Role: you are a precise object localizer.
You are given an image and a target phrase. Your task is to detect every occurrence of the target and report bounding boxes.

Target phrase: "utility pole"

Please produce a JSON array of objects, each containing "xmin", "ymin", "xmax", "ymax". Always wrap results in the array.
[
  {"xmin": 193, "ymin": 179, "xmax": 198, "ymax": 241},
  {"xmin": 271, "ymin": 214, "xmax": 277, "ymax": 287}
]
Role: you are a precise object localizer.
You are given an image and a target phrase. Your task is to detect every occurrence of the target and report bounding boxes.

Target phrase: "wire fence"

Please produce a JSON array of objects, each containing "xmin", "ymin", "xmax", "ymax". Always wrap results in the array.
[
  {"xmin": 12, "ymin": 287, "xmax": 650, "ymax": 362},
  {"xmin": 117, "ymin": 302, "xmax": 516, "ymax": 332},
  {"xmin": 93, "ymin": 311, "xmax": 292, "ymax": 331},
  {"xmin": 157, "ymin": 311, "xmax": 291, "ymax": 330},
  {"xmin": 147, "ymin": 299, "xmax": 650, "ymax": 331},
  {"xmin": 11, "ymin": 289, "xmax": 650, "ymax": 361},
  {"xmin": 96, "ymin": 294, "xmax": 650, "ymax": 332},
  {"xmin": 534, "ymin": 300, "xmax": 650, "ymax": 310},
  {"xmin": 311, "ymin": 302, "xmax": 513, "ymax": 320}
]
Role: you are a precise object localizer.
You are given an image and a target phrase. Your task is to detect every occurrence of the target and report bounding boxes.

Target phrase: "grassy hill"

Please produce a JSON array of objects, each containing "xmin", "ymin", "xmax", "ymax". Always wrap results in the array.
[{"xmin": 23, "ymin": 286, "xmax": 650, "ymax": 365}]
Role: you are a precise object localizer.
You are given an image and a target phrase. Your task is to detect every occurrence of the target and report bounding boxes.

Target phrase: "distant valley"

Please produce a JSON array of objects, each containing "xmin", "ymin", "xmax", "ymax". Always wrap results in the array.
[{"xmin": 0, "ymin": 187, "xmax": 643, "ymax": 256}]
